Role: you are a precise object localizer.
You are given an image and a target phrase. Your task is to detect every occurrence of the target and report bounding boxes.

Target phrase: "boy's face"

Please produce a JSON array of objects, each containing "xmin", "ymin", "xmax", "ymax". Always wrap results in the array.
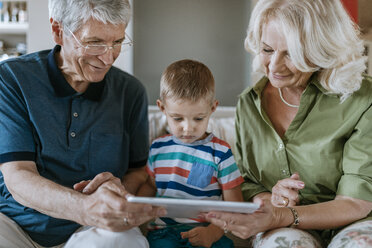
[{"xmin": 157, "ymin": 98, "xmax": 218, "ymax": 144}]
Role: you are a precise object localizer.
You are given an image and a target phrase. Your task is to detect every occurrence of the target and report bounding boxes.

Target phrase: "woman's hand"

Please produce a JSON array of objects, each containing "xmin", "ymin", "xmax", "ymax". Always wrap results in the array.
[
  {"xmin": 271, "ymin": 173, "xmax": 304, "ymax": 207},
  {"xmin": 73, "ymin": 172, "xmax": 166, "ymax": 231},
  {"xmin": 203, "ymin": 198, "xmax": 290, "ymax": 240},
  {"xmin": 180, "ymin": 224, "xmax": 224, "ymax": 248}
]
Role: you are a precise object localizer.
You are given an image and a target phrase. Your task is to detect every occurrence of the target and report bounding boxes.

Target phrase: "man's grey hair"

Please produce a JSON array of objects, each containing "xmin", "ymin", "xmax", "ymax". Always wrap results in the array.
[{"xmin": 48, "ymin": 0, "xmax": 131, "ymax": 33}]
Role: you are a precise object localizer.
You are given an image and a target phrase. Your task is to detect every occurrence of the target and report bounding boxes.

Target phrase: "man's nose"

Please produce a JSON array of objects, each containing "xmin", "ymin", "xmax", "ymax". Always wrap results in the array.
[{"xmin": 99, "ymin": 47, "xmax": 115, "ymax": 65}]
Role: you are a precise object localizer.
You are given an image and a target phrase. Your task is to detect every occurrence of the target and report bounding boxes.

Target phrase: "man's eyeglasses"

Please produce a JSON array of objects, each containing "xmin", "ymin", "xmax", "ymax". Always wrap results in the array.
[{"xmin": 66, "ymin": 26, "xmax": 133, "ymax": 56}]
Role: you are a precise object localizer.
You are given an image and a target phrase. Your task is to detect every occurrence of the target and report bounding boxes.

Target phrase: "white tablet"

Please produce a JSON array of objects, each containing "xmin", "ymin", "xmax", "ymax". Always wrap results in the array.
[{"xmin": 126, "ymin": 196, "xmax": 259, "ymax": 218}]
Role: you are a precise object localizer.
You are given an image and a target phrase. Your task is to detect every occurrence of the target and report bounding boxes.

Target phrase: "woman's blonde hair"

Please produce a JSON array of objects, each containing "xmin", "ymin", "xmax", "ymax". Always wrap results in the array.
[
  {"xmin": 245, "ymin": 0, "xmax": 366, "ymax": 101},
  {"xmin": 160, "ymin": 59, "xmax": 215, "ymax": 104}
]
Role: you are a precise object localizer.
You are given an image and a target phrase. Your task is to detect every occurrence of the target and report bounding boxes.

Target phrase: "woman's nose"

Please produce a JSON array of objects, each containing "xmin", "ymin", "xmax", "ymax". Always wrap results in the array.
[{"xmin": 269, "ymin": 52, "xmax": 285, "ymax": 72}]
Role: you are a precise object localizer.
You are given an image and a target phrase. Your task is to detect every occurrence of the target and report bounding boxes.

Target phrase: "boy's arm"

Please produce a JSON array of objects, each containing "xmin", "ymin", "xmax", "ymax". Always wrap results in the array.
[
  {"xmin": 181, "ymin": 225, "xmax": 224, "ymax": 248},
  {"xmin": 122, "ymin": 166, "xmax": 149, "ymax": 195},
  {"xmin": 223, "ymin": 185, "xmax": 244, "ymax": 202},
  {"xmin": 136, "ymin": 173, "xmax": 157, "ymax": 197}
]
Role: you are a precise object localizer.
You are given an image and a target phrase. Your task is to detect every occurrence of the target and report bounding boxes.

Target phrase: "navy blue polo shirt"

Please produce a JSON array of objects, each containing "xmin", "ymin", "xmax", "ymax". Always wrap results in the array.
[{"xmin": 0, "ymin": 46, "xmax": 149, "ymax": 246}]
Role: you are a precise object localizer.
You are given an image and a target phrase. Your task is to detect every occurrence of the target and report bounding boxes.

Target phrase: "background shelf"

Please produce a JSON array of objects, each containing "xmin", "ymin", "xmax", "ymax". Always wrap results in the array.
[{"xmin": 0, "ymin": 22, "xmax": 28, "ymax": 34}]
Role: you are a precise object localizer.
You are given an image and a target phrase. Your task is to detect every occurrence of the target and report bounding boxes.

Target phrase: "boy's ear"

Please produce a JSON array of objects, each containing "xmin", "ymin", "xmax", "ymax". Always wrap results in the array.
[
  {"xmin": 211, "ymin": 100, "xmax": 219, "ymax": 113},
  {"xmin": 50, "ymin": 18, "xmax": 63, "ymax": 45},
  {"xmin": 156, "ymin": 99, "xmax": 166, "ymax": 113}
]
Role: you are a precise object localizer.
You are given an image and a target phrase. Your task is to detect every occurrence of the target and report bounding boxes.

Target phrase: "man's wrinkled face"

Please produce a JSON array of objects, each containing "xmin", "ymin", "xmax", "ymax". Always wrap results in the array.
[{"xmin": 61, "ymin": 18, "xmax": 126, "ymax": 83}]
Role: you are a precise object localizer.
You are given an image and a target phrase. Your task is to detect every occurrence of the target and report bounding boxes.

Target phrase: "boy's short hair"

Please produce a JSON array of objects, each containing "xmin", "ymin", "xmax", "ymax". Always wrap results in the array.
[{"xmin": 160, "ymin": 59, "xmax": 215, "ymax": 104}]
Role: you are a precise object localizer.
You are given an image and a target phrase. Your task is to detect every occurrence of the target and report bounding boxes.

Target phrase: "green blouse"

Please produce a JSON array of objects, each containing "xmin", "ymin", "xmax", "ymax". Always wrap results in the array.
[{"xmin": 235, "ymin": 74, "xmax": 372, "ymax": 219}]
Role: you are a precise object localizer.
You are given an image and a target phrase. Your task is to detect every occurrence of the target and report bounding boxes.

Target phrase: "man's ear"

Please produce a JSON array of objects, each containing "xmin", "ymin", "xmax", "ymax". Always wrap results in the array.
[
  {"xmin": 50, "ymin": 18, "xmax": 63, "ymax": 45},
  {"xmin": 156, "ymin": 99, "xmax": 166, "ymax": 113},
  {"xmin": 211, "ymin": 100, "xmax": 219, "ymax": 113}
]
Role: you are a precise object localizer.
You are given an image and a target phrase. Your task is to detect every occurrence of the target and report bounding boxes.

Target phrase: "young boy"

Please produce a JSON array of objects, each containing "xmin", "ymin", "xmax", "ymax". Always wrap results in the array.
[{"xmin": 138, "ymin": 59, "xmax": 244, "ymax": 248}]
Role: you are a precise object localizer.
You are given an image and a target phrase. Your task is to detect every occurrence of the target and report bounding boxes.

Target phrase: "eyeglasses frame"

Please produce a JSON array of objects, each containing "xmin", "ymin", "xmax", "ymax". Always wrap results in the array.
[{"xmin": 65, "ymin": 26, "xmax": 133, "ymax": 55}]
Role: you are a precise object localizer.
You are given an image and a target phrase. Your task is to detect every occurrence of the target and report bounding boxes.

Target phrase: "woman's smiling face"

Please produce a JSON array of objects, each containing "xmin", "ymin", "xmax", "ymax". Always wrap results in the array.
[{"xmin": 260, "ymin": 19, "xmax": 312, "ymax": 89}]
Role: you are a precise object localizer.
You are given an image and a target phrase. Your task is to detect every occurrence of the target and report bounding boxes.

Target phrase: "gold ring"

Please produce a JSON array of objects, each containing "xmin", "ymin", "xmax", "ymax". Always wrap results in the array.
[
  {"xmin": 123, "ymin": 217, "xmax": 129, "ymax": 226},
  {"xmin": 282, "ymin": 197, "xmax": 289, "ymax": 207}
]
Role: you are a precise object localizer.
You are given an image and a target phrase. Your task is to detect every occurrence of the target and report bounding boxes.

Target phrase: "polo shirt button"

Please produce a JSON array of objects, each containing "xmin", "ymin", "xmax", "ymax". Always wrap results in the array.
[
  {"xmin": 279, "ymin": 143, "xmax": 284, "ymax": 150},
  {"xmin": 282, "ymin": 169, "xmax": 287, "ymax": 175},
  {"xmin": 70, "ymin": 132, "xmax": 76, "ymax": 138},
  {"xmin": 73, "ymin": 112, "xmax": 78, "ymax": 118}
]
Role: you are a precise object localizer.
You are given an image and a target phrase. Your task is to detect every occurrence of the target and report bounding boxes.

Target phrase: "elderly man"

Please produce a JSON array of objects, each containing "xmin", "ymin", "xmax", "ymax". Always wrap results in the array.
[{"xmin": 0, "ymin": 0, "xmax": 163, "ymax": 247}]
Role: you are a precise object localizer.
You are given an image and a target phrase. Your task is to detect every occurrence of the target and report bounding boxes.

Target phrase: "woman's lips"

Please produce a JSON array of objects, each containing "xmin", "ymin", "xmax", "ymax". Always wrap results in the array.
[{"xmin": 272, "ymin": 73, "xmax": 291, "ymax": 80}]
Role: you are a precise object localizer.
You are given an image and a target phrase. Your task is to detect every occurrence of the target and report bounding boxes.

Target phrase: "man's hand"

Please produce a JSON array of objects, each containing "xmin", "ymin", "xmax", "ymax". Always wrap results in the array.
[
  {"xmin": 75, "ymin": 172, "xmax": 166, "ymax": 231},
  {"xmin": 73, "ymin": 172, "xmax": 125, "ymax": 194},
  {"xmin": 180, "ymin": 224, "xmax": 224, "ymax": 248}
]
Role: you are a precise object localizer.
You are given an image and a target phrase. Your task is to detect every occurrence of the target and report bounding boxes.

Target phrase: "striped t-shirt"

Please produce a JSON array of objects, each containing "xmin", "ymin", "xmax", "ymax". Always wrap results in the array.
[{"xmin": 146, "ymin": 133, "xmax": 244, "ymax": 227}]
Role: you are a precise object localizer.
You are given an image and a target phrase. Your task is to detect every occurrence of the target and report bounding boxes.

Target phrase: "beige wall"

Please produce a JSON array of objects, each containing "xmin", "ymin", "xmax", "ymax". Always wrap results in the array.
[
  {"xmin": 133, "ymin": 0, "xmax": 252, "ymax": 106},
  {"xmin": 27, "ymin": 0, "xmax": 54, "ymax": 53}
]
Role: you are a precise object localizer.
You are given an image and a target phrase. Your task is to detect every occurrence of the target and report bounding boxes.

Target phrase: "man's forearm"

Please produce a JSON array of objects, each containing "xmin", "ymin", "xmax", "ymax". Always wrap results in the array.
[{"xmin": 0, "ymin": 161, "xmax": 87, "ymax": 225}]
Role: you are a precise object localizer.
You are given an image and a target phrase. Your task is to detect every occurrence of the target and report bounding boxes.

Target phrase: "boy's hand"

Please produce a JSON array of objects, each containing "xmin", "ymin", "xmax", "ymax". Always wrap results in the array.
[{"xmin": 180, "ymin": 224, "xmax": 224, "ymax": 248}]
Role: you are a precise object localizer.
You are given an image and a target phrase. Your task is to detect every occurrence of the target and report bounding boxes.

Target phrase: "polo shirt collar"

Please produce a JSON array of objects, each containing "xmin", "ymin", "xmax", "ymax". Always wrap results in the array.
[{"xmin": 47, "ymin": 45, "xmax": 105, "ymax": 101}]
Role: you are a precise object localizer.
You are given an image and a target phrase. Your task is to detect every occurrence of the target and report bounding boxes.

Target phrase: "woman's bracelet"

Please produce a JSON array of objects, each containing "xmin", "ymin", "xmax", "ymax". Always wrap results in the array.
[{"xmin": 287, "ymin": 207, "xmax": 299, "ymax": 228}]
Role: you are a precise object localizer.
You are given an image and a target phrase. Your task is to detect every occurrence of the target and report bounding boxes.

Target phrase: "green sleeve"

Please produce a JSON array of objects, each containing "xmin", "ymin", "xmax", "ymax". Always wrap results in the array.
[
  {"xmin": 337, "ymin": 103, "xmax": 372, "ymax": 202},
  {"xmin": 235, "ymin": 96, "xmax": 269, "ymax": 201}
]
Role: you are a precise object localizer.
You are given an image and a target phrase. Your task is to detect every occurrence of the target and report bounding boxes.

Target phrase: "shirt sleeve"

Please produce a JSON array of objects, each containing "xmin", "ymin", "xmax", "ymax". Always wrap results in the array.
[
  {"xmin": 128, "ymin": 84, "xmax": 149, "ymax": 168},
  {"xmin": 0, "ymin": 73, "xmax": 36, "ymax": 163},
  {"xmin": 217, "ymin": 148, "xmax": 244, "ymax": 190},
  {"xmin": 235, "ymin": 97, "xmax": 269, "ymax": 201},
  {"xmin": 337, "ymin": 103, "xmax": 372, "ymax": 201}
]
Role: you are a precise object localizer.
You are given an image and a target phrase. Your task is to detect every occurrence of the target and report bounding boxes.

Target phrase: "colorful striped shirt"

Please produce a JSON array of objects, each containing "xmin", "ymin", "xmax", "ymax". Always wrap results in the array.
[{"xmin": 146, "ymin": 133, "xmax": 244, "ymax": 227}]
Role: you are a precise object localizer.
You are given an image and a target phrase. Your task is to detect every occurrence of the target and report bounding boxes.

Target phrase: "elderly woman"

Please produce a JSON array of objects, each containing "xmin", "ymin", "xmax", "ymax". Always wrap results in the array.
[
  {"xmin": 0, "ymin": 0, "xmax": 164, "ymax": 247},
  {"xmin": 205, "ymin": 0, "xmax": 372, "ymax": 247}
]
